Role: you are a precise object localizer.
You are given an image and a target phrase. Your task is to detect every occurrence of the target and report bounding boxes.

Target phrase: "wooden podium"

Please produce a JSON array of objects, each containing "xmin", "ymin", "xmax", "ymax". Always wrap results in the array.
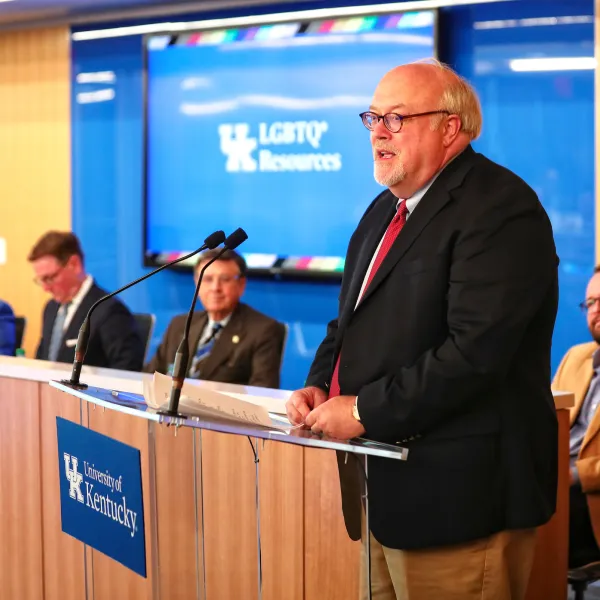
[{"xmin": 0, "ymin": 356, "xmax": 574, "ymax": 600}]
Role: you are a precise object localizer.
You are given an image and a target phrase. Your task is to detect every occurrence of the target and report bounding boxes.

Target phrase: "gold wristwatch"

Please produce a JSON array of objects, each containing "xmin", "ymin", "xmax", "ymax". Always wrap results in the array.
[{"xmin": 352, "ymin": 397, "xmax": 361, "ymax": 421}]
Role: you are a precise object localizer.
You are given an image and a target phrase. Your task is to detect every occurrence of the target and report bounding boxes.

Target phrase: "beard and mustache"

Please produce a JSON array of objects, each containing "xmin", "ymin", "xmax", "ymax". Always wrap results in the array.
[{"xmin": 373, "ymin": 143, "xmax": 406, "ymax": 188}]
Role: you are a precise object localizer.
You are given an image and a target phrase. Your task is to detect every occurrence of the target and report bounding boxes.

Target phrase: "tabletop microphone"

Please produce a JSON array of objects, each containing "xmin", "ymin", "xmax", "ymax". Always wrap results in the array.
[
  {"xmin": 63, "ymin": 230, "xmax": 226, "ymax": 389},
  {"xmin": 163, "ymin": 227, "xmax": 248, "ymax": 416}
]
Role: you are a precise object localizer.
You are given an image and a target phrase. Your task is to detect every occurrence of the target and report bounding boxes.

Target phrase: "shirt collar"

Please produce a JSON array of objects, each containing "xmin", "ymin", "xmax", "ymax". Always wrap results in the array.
[
  {"xmin": 398, "ymin": 172, "xmax": 441, "ymax": 216},
  {"xmin": 396, "ymin": 150, "xmax": 465, "ymax": 216},
  {"xmin": 208, "ymin": 312, "xmax": 233, "ymax": 330},
  {"xmin": 68, "ymin": 275, "xmax": 93, "ymax": 310}
]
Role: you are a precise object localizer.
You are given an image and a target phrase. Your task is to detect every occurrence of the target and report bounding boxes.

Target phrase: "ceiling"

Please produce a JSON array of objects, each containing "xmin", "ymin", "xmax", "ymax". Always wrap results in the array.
[{"xmin": 0, "ymin": 0, "xmax": 302, "ymax": 27}]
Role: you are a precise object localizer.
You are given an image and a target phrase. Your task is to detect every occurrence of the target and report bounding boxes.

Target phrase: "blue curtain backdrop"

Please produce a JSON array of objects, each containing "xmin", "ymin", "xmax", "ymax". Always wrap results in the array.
[{"xmin": 71, "ymin": 0, "xmax": 595, "ymax": 389}]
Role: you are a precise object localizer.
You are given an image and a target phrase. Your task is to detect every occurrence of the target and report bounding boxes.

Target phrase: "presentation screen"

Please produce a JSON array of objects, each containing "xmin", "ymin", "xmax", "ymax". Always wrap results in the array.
[{"xmin": 144, "ymin": 9, "xmax": 436, "ymax": 277}]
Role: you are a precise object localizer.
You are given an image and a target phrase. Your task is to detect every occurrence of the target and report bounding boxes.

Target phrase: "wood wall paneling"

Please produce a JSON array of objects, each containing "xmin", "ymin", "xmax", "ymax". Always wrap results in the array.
[{"xmin": 0, "ymin": 27, "xmax": 70, "ymax": 358}]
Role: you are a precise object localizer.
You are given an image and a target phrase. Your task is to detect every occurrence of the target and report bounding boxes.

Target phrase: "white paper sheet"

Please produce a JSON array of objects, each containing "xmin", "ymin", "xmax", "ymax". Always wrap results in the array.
[{"xmin": 144, "ymin": 372, "xmax": 287, "ymax": 430}]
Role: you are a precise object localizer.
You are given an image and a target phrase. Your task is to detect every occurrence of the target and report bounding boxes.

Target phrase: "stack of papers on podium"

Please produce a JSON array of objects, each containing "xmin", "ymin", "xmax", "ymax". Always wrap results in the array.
[{"xmin": 144, "ymin": 372, "xmax": 290, "ymax": 430}]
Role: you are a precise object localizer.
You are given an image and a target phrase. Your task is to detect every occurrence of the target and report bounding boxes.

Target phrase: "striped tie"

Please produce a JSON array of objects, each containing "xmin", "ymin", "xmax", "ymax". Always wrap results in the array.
[
  {"xmin": 188, "ymin": 323, "xmax": 222, "ymax": 378},
  {"xmin": 48, "ymin": 303, "xmax": 69, "ymax": 362}
]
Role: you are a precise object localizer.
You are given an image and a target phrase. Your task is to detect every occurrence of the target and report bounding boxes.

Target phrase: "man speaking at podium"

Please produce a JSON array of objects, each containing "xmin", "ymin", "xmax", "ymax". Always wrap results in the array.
[{"xmin": 286, "ymin": 61, "xmax": 559, "ymax": 599}]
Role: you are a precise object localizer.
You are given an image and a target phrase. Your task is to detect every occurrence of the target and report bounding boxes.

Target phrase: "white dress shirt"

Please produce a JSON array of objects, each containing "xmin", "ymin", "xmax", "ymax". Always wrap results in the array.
[
  {"xmin": 197, "ymin": 312, "xmax": 233, "ymax": 345},
  {"xmin": 356, "ymin": 173, "xmax": 442, "ymax": 307},
  {"xmin": 63, "ymin": 275, "xmax": 94, "ymax": 331}
]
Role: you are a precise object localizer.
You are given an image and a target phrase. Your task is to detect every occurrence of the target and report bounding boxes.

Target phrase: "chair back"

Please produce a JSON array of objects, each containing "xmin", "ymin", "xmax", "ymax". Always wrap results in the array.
[
  {"xmin": 14, "ymin": 316, "xmax": 26, "ymax": 352},
  {"xmin": 133, "ymin": 313, "xmax": 156, "ymax": 363}
]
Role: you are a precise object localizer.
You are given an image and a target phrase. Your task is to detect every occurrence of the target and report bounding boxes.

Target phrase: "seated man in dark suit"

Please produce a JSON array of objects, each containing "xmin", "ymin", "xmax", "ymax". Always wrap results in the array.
[
  {"xmin": 0, "ymin": 300, "xmax": 16, "ymax": 356},
  {"xmin": 28, "ymin": 231, "xmax": 144, "ymax": 371},
  {"xmin": 145, "ymin": 249, "xmax": 286, "ymax": 389}
]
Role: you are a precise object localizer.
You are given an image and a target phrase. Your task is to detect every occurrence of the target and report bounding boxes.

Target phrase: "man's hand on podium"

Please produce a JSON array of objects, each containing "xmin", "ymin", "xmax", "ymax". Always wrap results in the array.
[
  {"xmin": 286, "ymin": 386, "xmax": 328, "ymax": 426},
  {"xmin": 304, "ymin": 395, "xmax": 366, "ymax": 441}
]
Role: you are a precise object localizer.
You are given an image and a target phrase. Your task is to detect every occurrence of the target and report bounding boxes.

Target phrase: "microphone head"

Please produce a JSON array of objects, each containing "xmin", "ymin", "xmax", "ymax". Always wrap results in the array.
[
  {"xmin": 204, "ymin": 230, "xmax": 226, "ymax": 249},
  {"xmin": 224, "ymin": 228, "xmax": 248, "ymax": 250}
]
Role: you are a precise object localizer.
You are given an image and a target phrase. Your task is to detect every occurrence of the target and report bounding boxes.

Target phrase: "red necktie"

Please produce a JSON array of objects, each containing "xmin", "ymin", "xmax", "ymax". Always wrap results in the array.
[{"xmin": 328, "ymin": 200, "xmax": 408, "ymax": 398}]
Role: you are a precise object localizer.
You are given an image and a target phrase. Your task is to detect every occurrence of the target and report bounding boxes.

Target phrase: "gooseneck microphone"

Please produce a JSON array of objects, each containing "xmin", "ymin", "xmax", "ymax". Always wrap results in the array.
[
  {"xmin": 63, "ymin": 230, "xmax": 226, "ymax": 389},
  {"xmin": 163, "ymin": 227, "xmax": 248, "ymax": 416}
]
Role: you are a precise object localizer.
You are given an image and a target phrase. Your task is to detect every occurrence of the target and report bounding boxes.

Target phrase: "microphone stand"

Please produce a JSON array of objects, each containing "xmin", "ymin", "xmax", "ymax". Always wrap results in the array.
[
  {"xmin": 62, "ymin": 231, "xmax": 226, "ymax": 389},
  {"xmin": 162, "ymin": 228, "xmax": 248, "ymax": 416}
]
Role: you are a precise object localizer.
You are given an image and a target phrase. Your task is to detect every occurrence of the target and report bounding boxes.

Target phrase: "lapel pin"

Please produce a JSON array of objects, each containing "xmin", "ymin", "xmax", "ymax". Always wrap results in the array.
[{"xmin": 232, "ymin": 335, "xmax": 240, "ymax": 344}]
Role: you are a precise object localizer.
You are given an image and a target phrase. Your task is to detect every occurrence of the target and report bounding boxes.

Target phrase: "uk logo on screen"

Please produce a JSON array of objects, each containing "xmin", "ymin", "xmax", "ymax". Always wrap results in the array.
[
  {"xmin": 218, "ymin": 123, "xmax": 258, "ymax": 172},
  {"xmin": 56, "ymin": 417, "xmax": 147, "ymax": 577}
]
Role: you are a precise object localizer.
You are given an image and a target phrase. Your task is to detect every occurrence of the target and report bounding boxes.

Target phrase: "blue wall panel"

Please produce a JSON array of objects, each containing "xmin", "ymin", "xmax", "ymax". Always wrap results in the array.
[
  {"xmin": 72, "ymin": 0, "xmax": 595, "ymax": 389},
  {"xmin": 72, "ymin": 32, "xmax": 339, "ymax": 390},
  {"xmin": 440, "ymin": 0, "xmax": 595, "ymax": 371}
]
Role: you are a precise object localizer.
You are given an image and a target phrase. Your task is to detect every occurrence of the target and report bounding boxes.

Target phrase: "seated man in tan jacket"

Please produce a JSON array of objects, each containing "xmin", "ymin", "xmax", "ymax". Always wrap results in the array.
[
  {"xmin": 553, "ymin": 266, "xmax": 600, "ymax": 568},
  {"xmin": 145, "ymin": 249, "xmax": 286, "ymax": 389}
]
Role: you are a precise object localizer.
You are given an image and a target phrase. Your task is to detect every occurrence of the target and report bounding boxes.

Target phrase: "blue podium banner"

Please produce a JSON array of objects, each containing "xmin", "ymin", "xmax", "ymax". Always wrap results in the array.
[{"xmin": 56, "ymin": 417, "xmax": 146, "ymax": 577}]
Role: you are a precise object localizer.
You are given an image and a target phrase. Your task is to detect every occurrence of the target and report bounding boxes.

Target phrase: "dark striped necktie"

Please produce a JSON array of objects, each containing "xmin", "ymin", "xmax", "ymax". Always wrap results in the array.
[
  {"xmin": 188, "ymin": 322, "xmax": 223, "ymax": 378},
  {"xmin": 48, "ymin": 302, "xmax": 70, "ymax": 362}
]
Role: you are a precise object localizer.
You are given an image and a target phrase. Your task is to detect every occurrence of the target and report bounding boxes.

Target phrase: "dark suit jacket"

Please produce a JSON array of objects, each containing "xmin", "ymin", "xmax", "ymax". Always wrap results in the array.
[
  {"xmin": 0, "ymin": 300, "xmax": 16, "ymax": 356},
  {"xmin": 36, "ymin": 282, "xmax": 144, "ymax": 372},
  {"xmin": 306, "ymin": 146, "xmax": 559, "ymax": 550},
  {"xmin": 144, "ymin": 302, "xmax": 286, "ymax": 389}
]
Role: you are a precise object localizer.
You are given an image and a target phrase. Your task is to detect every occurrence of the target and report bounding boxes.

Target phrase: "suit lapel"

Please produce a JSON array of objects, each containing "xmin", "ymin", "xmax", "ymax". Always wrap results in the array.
[
  {"xmin": 357, "ymin": 146, "xmax": 477, "ymax": 309},
  {"xmin": 579, "ymin": 354, "xmax": 600, "ymax": 453},
  {"xmin": 197, "ymin": 306, "xmax": 244, "ymax": 381},
  {"xmin": 63, "ymin": 297, "xmax": 90, "ymax": 344},
  {"xmin": 338, "ymin": 196, "xmax": 396, "ymax": 336},
  {"xmin": 57, "ymin": 283, "xmax": 98, "ymax": 360},
  {"xmin": 188, "ymin": 312, "xmax": 209, "ymax": 358}
]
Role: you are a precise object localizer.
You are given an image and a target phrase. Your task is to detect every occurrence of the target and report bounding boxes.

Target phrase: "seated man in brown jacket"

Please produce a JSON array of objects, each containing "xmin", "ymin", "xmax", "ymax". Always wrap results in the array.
[
  {"xmin": 553, "ymin": 265, "xmax": 600, "ymax": 568},
  {"xmin": 145, "ymin": 249, "xmax": 286, "ymax": 389}
]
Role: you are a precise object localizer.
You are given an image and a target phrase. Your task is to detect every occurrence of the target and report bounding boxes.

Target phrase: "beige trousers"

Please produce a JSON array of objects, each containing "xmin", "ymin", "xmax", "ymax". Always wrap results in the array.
[{"xmin": 359, "ymin": 528, "xmax": 537, "ymax": 600}]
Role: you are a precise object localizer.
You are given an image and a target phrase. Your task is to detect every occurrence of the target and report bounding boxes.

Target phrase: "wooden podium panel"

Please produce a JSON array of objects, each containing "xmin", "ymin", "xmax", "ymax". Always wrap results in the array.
[
  {"xmin": 201, "ymin": 430, "xmax": 260, "ymax": 600},
  {"xmin": 86, "ymin": 405, "xmax": 156, "ymax": 600},
  {"xmin": 0, "ymin": 378, "xmax": 44, "ymax": 600},
  {"xmin": 304, "ymin": 447, "xmax": 360, "ymax": 600},
  {"xmin": 259, "ymin": 440, "xmax": 304, "ymax": 600},
  {"xmin": 525, "ymin": 408, "xmax": 570, "ymax": 600},
  {"xmin": 0, "ymin": 361, "xmax": 576, "ymax": 600},
  {"xmin": 152, "ymin": 422, "xmax": 306, "ymax": 600},
  {"xmin": 40, "ymin": 384, "xmax": 86, "ymax": 600},
  {"xmin": 154, "ymin": 424, "xmax": 198, "ymax": 600}
]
